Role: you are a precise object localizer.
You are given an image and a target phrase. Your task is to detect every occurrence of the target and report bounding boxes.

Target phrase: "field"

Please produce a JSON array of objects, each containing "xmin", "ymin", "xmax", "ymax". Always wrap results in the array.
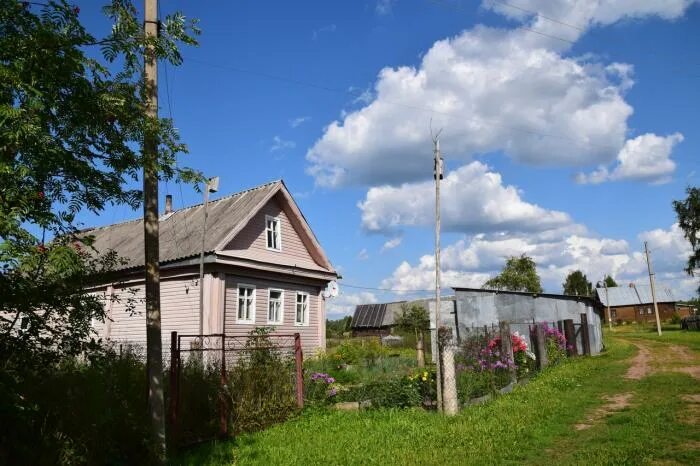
[{"xmin": 176, "ymin": 327, "xmax": 700, "ymax": 465}]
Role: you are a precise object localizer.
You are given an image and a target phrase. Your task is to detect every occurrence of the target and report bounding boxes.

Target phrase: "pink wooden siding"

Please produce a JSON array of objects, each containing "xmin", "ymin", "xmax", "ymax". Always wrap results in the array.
[
  {"xmin": 104, "ymin": 276, "xmax": 200, "ymax": 348},
  {"xmin": 224, "ymin": 196, "xmax": 324, "ymax": 271},
  {"xmin": 224, "ymin": 274, "xmax": 322, "ymax": 352}
]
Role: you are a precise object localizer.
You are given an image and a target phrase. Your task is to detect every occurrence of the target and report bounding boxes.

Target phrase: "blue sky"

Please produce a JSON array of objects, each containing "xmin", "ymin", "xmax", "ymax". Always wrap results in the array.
[{"xmin": 75, "ymin": 1, "xmax": 700, "ymax": 316}]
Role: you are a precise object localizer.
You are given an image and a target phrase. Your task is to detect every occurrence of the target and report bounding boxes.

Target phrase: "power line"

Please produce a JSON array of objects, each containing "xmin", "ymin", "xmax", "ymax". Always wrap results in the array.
[
  {"xmin": 182, "ymin": 56, "xmax": 643, "ymax": 156},
  {"xmin": 426, "ymin": 0, "xmax": 577, "ymax": 44},
  {"xmin": 486, "ymin": 0, "xmax": 585, "ymax": 32},
  {"xmin": 339, "ymin": 282, "xmax": 436, "ymax": 293}
]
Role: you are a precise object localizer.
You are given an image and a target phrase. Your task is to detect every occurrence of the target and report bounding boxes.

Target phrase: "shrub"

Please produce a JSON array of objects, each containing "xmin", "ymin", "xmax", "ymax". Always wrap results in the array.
[
  {"xmin": 0, "ymin": 346, "xmax": 155, "ymax": 465},
  {"xmin": 225, "ymin": 328, "xmax": 299, "ymax": 434},
  {"xmin": 338, "ymin": 377, "xmax": 422, "ymax": 408},
  {"xmin": 542, "ymin": 323, "xmax": 567, "ymax": 365},
  {"xmin": 670, "ymin": 312, "xmax": 682, "ymax": 325}
]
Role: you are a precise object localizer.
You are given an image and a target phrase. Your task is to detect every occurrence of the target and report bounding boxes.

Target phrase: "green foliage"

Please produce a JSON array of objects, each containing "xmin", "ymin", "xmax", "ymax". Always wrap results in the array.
[
  {"xmin": 332, "ymin": 338, "xmax": 387, "ymax": 367},
  {"xmin": 483, "ymin": 254, "xmax": 543, "ymax": 293},
  {"xmin": 0, "ymin": 347, "xmax": 155, "ymax": 465},
  {"xmin": 670, "ymin": 311, "xmax": 682, "ymax": 324},
  {"xmin": 597, "ymin": 275, "xmax": 618, "ymax": 288},
  {"xmin": 337, "ymin": 376, "xmax": 423, "ymax": 409},
  {"xmin": 226, "ymin": 328, "xmax": 299, "ymax": 435},
  {"xmin": 673, "ymin": 186, "xmax": 700, "ymax": 294},
  {"xmin": 395, "ymin": 303, "xmax": 430, "ymax": 334},
  {"xmin": 326, "ymin": 316, "xmax": 352, "ymax": 338},
  {"xmin": 562, "ymin": 270, "xmax": 593, "ymax": 296}
]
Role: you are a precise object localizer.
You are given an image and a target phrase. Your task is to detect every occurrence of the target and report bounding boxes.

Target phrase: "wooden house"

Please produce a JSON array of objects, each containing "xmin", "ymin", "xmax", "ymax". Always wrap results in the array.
[{"xmin": 82, "ymin": 180, "xmax": 338, "ymax": 352}]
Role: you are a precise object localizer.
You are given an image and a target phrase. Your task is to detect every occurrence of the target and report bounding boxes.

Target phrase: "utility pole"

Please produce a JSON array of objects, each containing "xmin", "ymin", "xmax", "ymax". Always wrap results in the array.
[
  {"xmin": 143, "ymin": 0, "xmax": 165, "ymax": 460},
  {"xmin": 199, "ymin": 176, "xmax": 219, "ymax": 335},
  {"xmin": 645, "ymin": 241, "xmax": 662, "ymax": 336},
  {"xmin": 603, "ymin": 278, "xmax": 612, "ymax": 331},
  {"xmin": 433, "ymin": 132, "xmax": 443, "ymax": 412}
]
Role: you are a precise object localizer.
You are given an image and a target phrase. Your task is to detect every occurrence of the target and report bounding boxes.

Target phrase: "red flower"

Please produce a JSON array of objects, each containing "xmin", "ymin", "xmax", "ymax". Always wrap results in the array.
[
  {"xmin": 73, "ymin": 5, "xmax": 80, "ymax": 14},
  {"xmin": 37, "ymin": 244, "xmax": 47, "ymax": 253},
  {"xmin": 37, "ymin": 191, "xmax": 45, "ymax": 199}
]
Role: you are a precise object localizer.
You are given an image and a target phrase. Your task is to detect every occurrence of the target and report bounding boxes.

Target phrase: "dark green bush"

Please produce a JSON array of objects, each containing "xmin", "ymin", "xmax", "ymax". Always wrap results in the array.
[
  {"xmin": 0, "ymin": 346, "xmax": 155, "ymax": 465},
  {"xmin": 336, "ymin": 377, "xmax": 422, "ymax": 408}
]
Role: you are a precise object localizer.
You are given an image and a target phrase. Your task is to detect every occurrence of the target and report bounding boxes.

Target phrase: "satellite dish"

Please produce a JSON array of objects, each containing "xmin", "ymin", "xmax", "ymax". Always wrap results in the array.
[{"xmin": 324, "ymin": 281, "xmax": 339, "ymax": 298}]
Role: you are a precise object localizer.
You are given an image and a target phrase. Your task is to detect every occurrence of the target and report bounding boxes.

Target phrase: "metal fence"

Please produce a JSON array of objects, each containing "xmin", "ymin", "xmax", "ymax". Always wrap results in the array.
[{"xmin": 167, "ymin": 331, "xmax": 303, "ymax": 448}]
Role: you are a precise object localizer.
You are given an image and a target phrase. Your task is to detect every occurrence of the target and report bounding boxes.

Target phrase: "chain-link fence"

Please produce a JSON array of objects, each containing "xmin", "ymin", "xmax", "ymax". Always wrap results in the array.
[{"xmin": 167, "ymin": 331, "xmax": 303, "ymax": 449}]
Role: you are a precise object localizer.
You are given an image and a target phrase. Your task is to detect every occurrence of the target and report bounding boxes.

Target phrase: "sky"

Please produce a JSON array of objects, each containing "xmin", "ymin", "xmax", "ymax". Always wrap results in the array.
[{"xmin": 75, "ymin": 0, "xmax": 700, "ymax": 318}]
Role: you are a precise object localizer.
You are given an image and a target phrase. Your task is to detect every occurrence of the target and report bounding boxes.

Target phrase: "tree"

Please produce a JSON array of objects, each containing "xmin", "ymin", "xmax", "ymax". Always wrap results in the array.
[
  {"xmin": 483, "ymin": 254, "xmax": 543, "ymax": 293},
  {"xmin": 1, "ymin": 0, "xmax": 199, "ymax": 458},
  {"xmin": 562, "ymin": 270, "xmax": 593, "ymax": 296},
  {"xmin": 395, "ymin": 303, "xmax": 430, "ymax": 367},
  {"xmin": 596, "ymin": 275, "xmax": 618, "ymax": 288},
  {"xmin": 326, "ymin": 316, "xmax": 352, "ymax": 338},
  {"xmin": 673, "ymin": 186, "xmax": 700, "ymax": 294}
]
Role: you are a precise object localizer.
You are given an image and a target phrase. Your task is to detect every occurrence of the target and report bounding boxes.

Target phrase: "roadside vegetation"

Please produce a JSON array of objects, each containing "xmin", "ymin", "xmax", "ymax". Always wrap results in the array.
[{"xmin": 176, "ymin": 327, "xmax": 700, "ymax": 465}]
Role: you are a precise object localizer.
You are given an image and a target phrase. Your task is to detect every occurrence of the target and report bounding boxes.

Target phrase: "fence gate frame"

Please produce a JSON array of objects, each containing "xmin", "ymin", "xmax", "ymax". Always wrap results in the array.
[{"xmin": 168, "ymin": 331, "xmax": 303, "ymax": 450}]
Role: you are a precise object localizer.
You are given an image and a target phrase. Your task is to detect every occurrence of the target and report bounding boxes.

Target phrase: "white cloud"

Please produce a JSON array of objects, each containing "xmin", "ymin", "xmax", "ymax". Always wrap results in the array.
[
  {"xmin": 305, "ymin": 1, "xmax": 694, "ymax": 188},
  {"xmin": 326, "ymin": 291, "xmax": 378, "ymax": 319},
  {"xmin": 381, "ymin": 224, "xmax": 697, "ymax": 299},
  {"xmin": 358, "ymin": 248, "xmax": 369, "ymax": 260},
  {"xmin": 270, "ymin": 136, "xmax": 296, "ymax": 152},
  {"xmin": 381, "ymin": 236, "xmax": 403, "ymax": 252},
  {"xmin": 576, "ymin": 133, "xmax": 683, "ymax": 184},
  {"xmin": 312, "ymin": 24, "xmax": 337, "ymax": 40},
  {"xmin": 359, "ymin": 162, "xmax": 572, "ymax": 234},
  {"xmin": 376, "ymin": 0, "xmax": 395, "ymax": 15},
  {"xmin": 289, "ymin": 116, "xmax": 311, "ymax": 128}
]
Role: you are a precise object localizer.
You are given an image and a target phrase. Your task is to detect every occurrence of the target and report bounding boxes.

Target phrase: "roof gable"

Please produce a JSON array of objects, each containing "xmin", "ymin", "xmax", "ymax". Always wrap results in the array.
[{"xmin": 81, "ymin": 180, "xmax": 319, "ymax": 271}]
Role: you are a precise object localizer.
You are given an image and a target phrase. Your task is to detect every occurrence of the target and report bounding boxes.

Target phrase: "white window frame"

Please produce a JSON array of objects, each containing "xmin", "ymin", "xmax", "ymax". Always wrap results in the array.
[
  {"xmin": 265, "ymin": 215, "xmax": 281, "ymax": 251},
  {"xmin": 295, "ymin": 292, "xmax": 309, "ymax": 327},
  {"xmin": 267, "ymin": 288, "xmax": 284, "ymax": 325},
  {"xmin": 236, "ymin": 284, "xmax": 256, "ymax": 324}
]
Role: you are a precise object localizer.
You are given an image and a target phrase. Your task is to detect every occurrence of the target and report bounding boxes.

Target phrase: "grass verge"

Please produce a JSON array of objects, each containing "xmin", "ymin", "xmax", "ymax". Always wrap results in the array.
[{"xmin": 176, "ymin": 339, "xmax": 638, "ymax": 465}]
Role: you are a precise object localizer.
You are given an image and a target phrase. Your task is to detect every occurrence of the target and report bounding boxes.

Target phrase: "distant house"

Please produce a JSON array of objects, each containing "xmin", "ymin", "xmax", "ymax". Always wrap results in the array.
[
  {"xmin": 351, "ymin": 302, "xmax": 403, "ymax": 337},
  {"xmin": 351, "ymin": 297, "xmax": 452, "ymax": 337},
  {"xmin": 82, "ymin": 180, "xmax": 338, "ymax": 352},
  {"xmin": 595, "ymin": 284, "xmax": 691, "ymax": 324}
]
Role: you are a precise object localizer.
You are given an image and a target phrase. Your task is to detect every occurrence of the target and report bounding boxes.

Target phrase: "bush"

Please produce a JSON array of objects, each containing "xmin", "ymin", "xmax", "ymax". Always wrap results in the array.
[
  {"xmin": 338, "ymin": 377, "xmax": 422, "ymax": 408},
  {"xmin": 226, "ymin": 328, "xmax": 299, "ymax": 434},
  {"xmin": 670, "ymin": 312, "xmax": 682, "ymax": 325},
  {"xmin": 0, "ymin": 346, "xmax": 155, "ymax": 465}
]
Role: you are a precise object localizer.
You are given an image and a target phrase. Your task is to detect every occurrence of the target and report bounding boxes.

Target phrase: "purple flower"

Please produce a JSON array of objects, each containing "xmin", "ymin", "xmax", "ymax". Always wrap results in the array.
[
  {"xmin": 325, "ymin": 376, "xmax": 335, "ymax": 384},
  {"xmin": 328, "ymin": 388, "xmax": 337, "ymax": 397}
]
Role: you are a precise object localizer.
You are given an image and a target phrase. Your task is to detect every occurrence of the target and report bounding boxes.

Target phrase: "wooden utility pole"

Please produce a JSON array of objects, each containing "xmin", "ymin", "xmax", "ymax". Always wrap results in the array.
[
  {"xmin": 644, "ymin": 241, "xmax": 662, "ymax": 336},
  {"xmin": 433, "ymin": 132, "xmax": 443, "ymax": 412},
  {"xmin": 604, "ymin": 278, "xmax": 612, "ymax": 331},
  {"xmin": 143, "ymin": 0, "xmax": 166, "ymax": 459}
]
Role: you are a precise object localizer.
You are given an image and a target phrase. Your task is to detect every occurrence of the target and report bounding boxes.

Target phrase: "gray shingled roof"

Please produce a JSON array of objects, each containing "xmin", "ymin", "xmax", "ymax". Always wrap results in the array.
[
  {"xmin": 596, "ymin": 284, "xmax": 677, "ymax": 307},
  {"xmin": 81, "ymin": 180, "xmax": 281, "ymax": 271}
]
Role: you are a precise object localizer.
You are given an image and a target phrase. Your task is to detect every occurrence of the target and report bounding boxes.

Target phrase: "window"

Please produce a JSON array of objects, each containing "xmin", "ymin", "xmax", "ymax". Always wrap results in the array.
[
  {"xmin": 611, "ymin": 309, "xmax": 617, "ymax": 319},
  {"xmin": 266, "ymin": 216, "xmax": 281, "ymax": 251},
  {"xmin": 237, "ymin": 285, "xmax": 256, "ymax": 323},
  {"xmin": 268, "ymin": 289, "xmax": 284, "ymax": 324},
  {"xmin": 647, "ymin": 308, "xmax": 652, "ymax": 314},
  {"xmin": 295, "ymin": 292, "xmax": 309, "ymax": 326},
  {"xmin": 639, "ymin": 308, "xmax": 644, "ymax": 315}
]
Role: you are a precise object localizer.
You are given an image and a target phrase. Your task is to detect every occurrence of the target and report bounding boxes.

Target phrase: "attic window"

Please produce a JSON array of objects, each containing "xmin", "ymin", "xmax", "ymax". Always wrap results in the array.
[{"xmin": 266, "ymin": 215, "xmax": 281, "ymax": 251}]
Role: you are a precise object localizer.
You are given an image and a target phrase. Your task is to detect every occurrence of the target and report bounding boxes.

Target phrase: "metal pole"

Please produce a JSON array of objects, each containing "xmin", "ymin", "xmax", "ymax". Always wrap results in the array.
[
  {"xmin": 294, "ymin": 333, "xmax": 304, "ymax": 408},
  {"xmin": 199, "ymin": 181, "xmax": 210, "ymax": 336},
  {"xmin": 645, "ymin": 241, "xmax": 662, "ymax": 336},
  {"xmin": 604, "ymin": 279, "xmax": 612, "ymax": 331},
  {"xmin": 143, "ymin": 0, "xmax": 165, "ymax": 459},
  {"xmin": 433, "ymin": 134, "xmax": 442, "ymax": 412}
]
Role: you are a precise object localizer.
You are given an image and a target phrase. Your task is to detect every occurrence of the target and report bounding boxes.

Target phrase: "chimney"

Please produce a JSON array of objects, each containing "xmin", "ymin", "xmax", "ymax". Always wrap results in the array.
[{"xmin": 165, "ymin": 194, "xmax": 173, "ymax": 214}]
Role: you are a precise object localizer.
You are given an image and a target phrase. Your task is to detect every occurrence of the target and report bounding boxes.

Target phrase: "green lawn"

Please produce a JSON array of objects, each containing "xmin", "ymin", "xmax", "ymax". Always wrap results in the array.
[{"xmin": 175, "ymin": 331, "xmax": 700, "ymax": 465}]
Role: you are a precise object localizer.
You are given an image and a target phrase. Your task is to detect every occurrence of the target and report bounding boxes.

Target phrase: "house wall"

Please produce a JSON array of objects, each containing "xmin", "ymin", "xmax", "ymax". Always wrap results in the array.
[
  {"xmin": 610, "ymin": 302, "xmax": 690, "ymax": 323},
  {"xmin": 224, "ymin": 196, "xmax": 322, "ymax": 271},
  {"xmin": 223, "ymin": 274, "xmax": 323, "ymax": 353},
  {"xmin": 431, "ymin": 291, "xmax": 603, "ymax": 356},
  {"xmin": 95, "ymin": 272, "xmax": 201, "ymax": 350}
]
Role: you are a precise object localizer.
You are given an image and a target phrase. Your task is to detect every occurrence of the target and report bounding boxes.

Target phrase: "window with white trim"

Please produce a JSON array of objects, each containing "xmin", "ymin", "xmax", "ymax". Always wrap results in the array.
[
  {"xmin": 295, "ymin": 292, "xmax": 309, "ymax": 326},
  {"xmin": 268, "ymin": 289, "xmax": 284, "ymax": 324},
  {"xmin": 266, "ymin": 216, "xmax": 281, "ymax": 251},
  {"xmin": 237, "ymin": 285, "xmax": 256, "ymax": 323}
]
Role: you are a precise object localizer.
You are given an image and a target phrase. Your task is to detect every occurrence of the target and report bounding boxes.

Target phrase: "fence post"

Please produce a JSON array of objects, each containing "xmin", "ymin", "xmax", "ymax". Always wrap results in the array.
[
  {"xmin": 532, "ymin": 323, "xmax": 548, "ymax": 370},
  {"xmin": 294, "ymin": 333, "xmax": 304, "ymax": 408},
  {"xmin": 580, "ymin": 314, "xmax": 591, "ymax": 356},
  {"xmin": 219, "ymin": 333, "xmax": 228, "ymax": 438},
  {"xmin": 168, "ymin": 331, "xmax": 179, "ymax": 451},
  {"xmin": 499, "ymin": 321, "xmax": 516, "ymax": 383},
  {"xmin": 557, "ymin": 320, "xmax": 563, "ymax": 334},
  {"xmin": 563, "ymin": 319, "xmax": 578, "ymax": 356}
]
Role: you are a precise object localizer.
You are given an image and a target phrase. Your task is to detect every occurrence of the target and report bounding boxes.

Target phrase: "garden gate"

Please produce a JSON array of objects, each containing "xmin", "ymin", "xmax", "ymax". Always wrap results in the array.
[{"xmin": 167, "ymin": 331, "xmax": 303, "ymax": 449}]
